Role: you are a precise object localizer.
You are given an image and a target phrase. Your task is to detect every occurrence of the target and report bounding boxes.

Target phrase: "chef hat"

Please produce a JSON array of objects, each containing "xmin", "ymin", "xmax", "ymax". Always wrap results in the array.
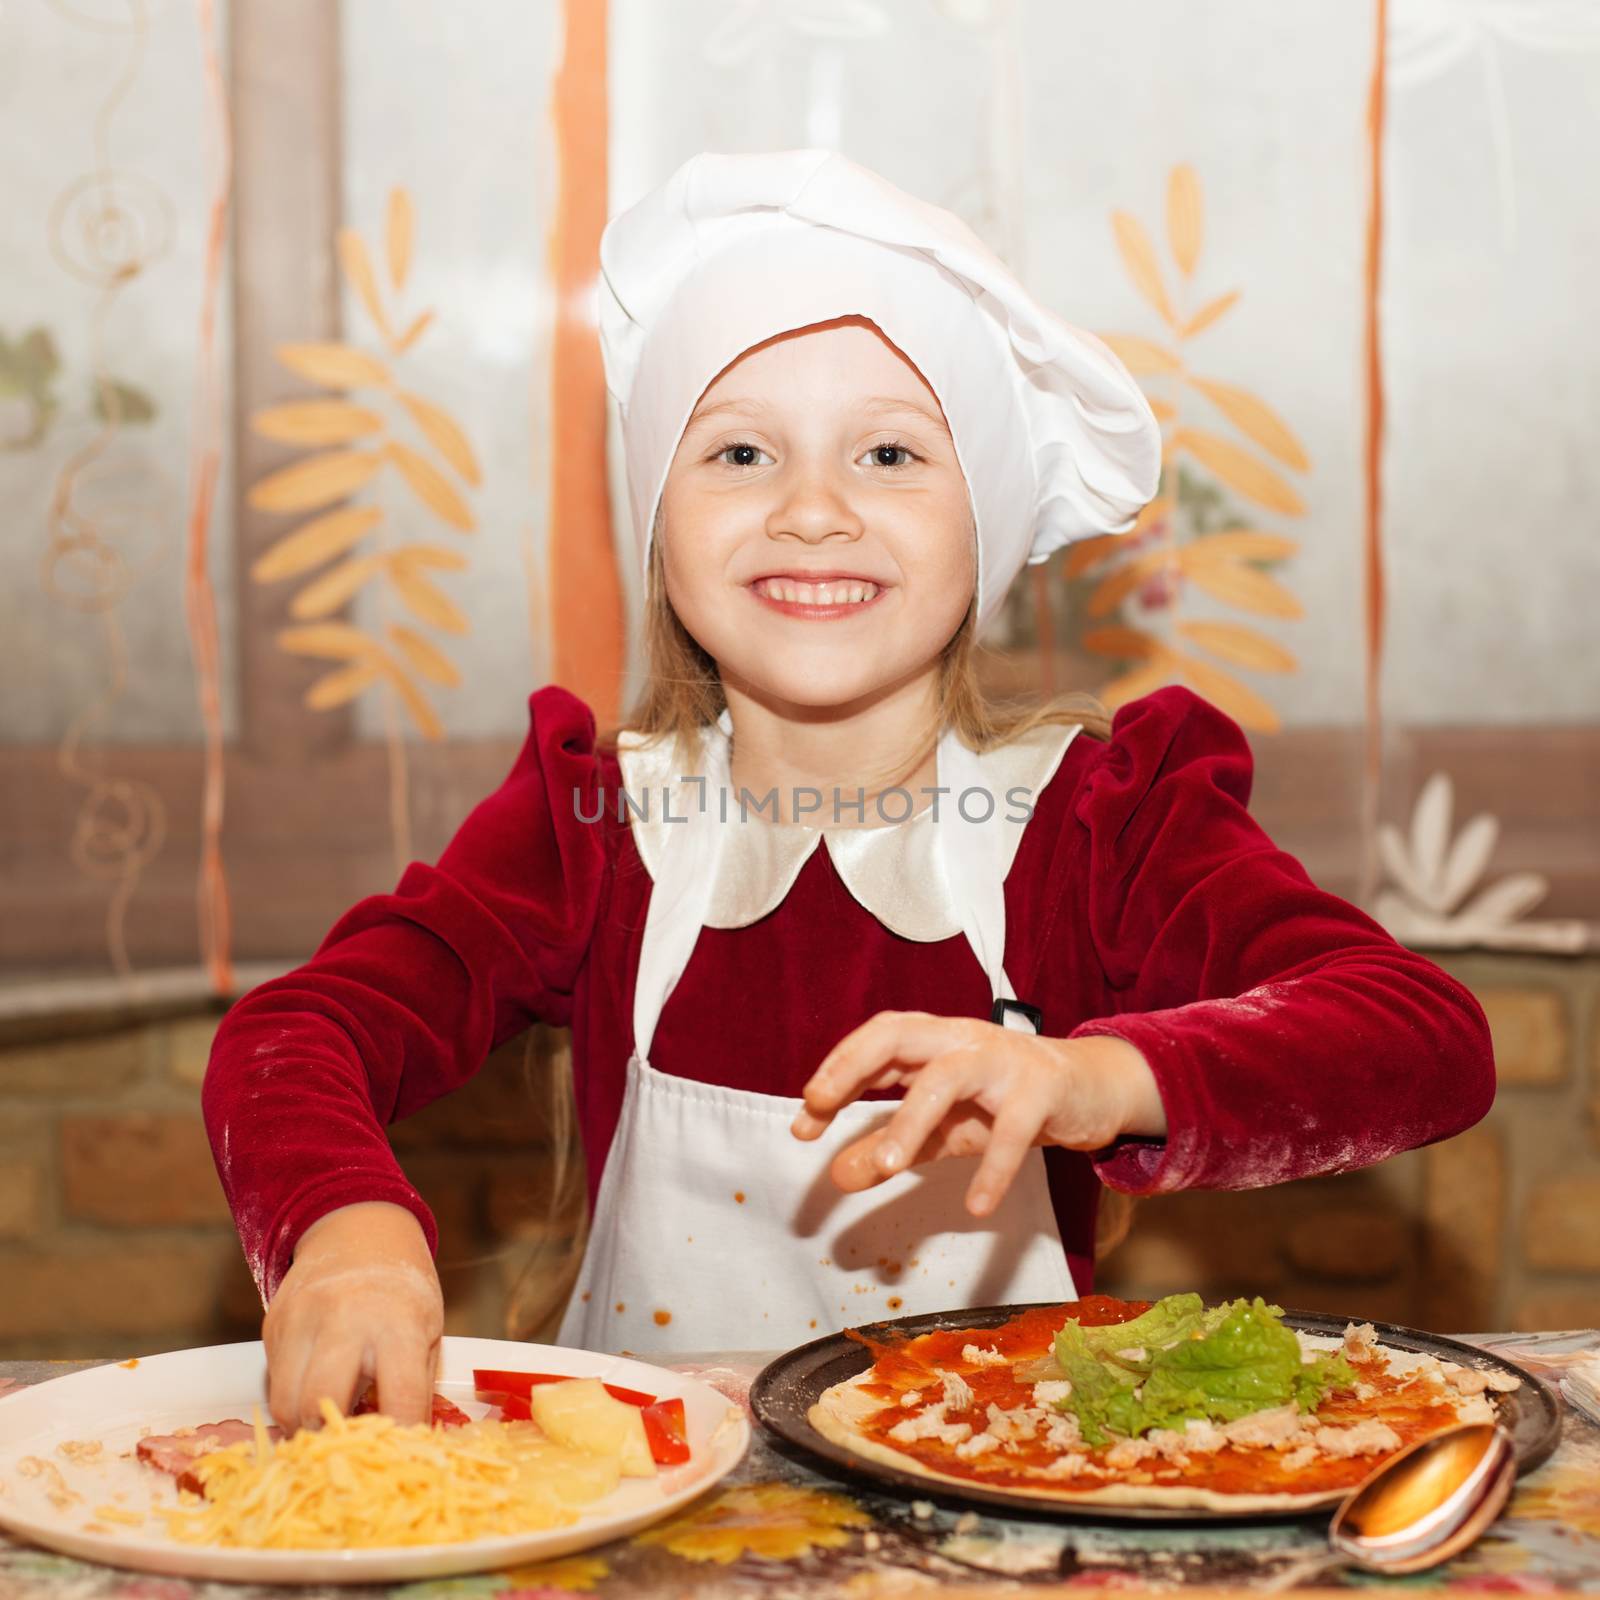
[{"xmin": 597, "ymin": 148, "xmax": 1162, "ymax": 631}]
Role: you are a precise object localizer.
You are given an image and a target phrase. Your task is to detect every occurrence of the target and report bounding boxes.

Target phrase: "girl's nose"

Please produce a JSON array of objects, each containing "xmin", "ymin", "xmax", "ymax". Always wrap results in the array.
[{"xmin": 765, "ymin": 471, "xmax": 865, "ymax": 543}]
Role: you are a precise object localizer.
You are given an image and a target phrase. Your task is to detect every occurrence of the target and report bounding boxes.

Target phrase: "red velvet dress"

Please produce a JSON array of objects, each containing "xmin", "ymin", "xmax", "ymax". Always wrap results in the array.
[{"xmin": 202, "ymin": 685, "xmax": 1496, "ymax": 1306}]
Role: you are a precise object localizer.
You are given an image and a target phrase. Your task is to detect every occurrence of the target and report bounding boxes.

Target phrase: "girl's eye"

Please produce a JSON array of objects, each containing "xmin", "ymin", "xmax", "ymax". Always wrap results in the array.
[
  {"xmin": 717, "ymin": 441, "xmax": 773, "ymax": 469},
  {"xmin": 862, "ymin": 441, "xmax": 918, "ymax": 472},
  {"xmin": 712, "ymin": 439, "xmax": 922, "ymax": 472}
]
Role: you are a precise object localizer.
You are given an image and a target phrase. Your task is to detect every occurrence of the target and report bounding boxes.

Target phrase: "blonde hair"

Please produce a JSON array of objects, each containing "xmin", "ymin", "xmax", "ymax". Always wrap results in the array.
[
  {"xmin": 601, "ymin": 504, "xmax": 1114, "ymax": 764},
  {"xmin": 500, "ymin": 1026, "xmax": 590, "ymax": 1342},
  {"xmin": 509, "ymin": 505, "xmax": 1135, "ymax": 1336}
]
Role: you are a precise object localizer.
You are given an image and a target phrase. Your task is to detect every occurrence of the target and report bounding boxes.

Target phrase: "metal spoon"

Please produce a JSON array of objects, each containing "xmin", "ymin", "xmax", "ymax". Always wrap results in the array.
[{"xmin": 1327, "ymin": 1422, "xmax": 1517, "ymax": 1575}]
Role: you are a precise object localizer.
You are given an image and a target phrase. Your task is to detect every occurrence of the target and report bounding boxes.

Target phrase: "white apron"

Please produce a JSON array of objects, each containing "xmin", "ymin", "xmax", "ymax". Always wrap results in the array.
[{"xmin": 555, "ymin": 717, "xmax": 1079, "ymax": 1354}]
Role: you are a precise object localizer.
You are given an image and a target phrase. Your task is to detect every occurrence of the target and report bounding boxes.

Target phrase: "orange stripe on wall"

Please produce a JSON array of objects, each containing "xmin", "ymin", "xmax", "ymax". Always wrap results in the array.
[
  {"xmin": 547, "ymin": 0, "xmax": 624, "ymax": 723},
  {"xmin": 1359, "ymin": 0, "xmax": 1388, "ymax": 907},
  {"xmin": 185, "ymin": 0, "xmax": 234, "ymax": 994}
]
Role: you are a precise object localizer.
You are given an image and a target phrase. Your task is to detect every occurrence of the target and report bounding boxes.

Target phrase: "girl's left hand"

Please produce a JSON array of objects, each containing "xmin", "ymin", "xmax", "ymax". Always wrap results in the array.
[{"xmin": 791, "ymin": 1012, "xmax": 1166, "ymax": 1218}]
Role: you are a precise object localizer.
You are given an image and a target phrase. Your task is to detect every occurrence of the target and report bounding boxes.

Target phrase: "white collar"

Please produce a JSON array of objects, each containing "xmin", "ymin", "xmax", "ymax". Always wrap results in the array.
[{"xmin": 617, "ymin": 715, "xmax": 1081, "ymax": 942}]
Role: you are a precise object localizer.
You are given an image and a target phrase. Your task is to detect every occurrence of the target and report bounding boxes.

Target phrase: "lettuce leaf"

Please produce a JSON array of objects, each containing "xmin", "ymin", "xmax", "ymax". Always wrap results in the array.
[
  {"xmin": 1048, "ymin": 1295, "xmax": 1357, "ymax": 1445},
  {"xmin": 1065, "ymin": 1292, "xmax": 1207, "ymax": 1363}
]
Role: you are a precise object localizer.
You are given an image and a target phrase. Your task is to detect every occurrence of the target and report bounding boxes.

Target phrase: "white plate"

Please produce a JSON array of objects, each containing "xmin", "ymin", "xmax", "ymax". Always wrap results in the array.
[{"xmin": 0, "ymin": 1336, "xmax": 749, "ymax": 1584}]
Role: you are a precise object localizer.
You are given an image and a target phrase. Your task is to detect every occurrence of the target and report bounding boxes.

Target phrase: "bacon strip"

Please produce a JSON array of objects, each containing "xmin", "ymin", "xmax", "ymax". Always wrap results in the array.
[{"xmin": 136, "ymin": 1420, "xmax": 279, "ymax": 1496}]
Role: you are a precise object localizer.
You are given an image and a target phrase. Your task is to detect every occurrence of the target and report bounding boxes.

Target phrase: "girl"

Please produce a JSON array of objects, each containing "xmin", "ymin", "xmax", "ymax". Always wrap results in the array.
[{"xmin": 203, "ymin": 149, "xmax": 1495, "ymax": 1433}]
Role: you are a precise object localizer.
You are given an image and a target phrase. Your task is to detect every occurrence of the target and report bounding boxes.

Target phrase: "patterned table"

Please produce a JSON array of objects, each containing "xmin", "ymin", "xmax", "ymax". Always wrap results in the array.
[{"xmin": 2, "ymin": 1331, "xmax": 1597, "ymax": 1599}]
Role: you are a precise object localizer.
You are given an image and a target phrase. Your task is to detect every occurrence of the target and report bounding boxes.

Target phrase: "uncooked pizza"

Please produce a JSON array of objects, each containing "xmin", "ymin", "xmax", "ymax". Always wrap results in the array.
[{"xmin": 807, "ymin": 1294, "xmax": 1521, "ymax": 1511}]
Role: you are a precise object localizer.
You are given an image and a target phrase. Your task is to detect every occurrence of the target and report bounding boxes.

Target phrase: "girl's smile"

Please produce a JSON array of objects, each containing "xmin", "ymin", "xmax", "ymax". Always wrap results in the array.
[{"xmin": 746, "ymin": 570, "xmax": 892, "ymax": 620}]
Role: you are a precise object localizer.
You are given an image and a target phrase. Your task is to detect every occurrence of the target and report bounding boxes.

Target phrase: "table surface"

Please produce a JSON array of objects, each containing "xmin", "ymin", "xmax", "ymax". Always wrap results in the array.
[{"xmin": 2, "ymin": 1329, "xmax": 1597, "ymax": 1599}]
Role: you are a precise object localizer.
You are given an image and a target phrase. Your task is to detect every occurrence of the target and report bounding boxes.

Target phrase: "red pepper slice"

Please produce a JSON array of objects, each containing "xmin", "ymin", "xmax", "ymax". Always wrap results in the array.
[
  {"xmin": 472, "ymin": 1368, "xmax": 570, "ymax": 1396},
  {"xmin": 471, "ymin": 1368, "xmax": 656, "ymax": 1408},
  {"xmin": 599, "ymin": 1382, "xmax": 657, "ymax": 1408},
  {"xmin": 430, "ymin": 1393, "xmax": 472, "ymax": 1428},
  {"xmin": 640, "ymin": 1397, "xmax": 690, "ymax": 1465},
  {"xmin": 474, "ymin": 1387, "xmax": 532, "ymax": 1421}
]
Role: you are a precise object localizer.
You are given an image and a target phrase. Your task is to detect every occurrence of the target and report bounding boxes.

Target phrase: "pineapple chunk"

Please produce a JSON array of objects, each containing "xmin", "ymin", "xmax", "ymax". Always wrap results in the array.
[
  {"xmin": 527, "ymin": 1379, "xmax": 656, "ymax": 1477},
  {"xmin": 497, "ymin": 1421, "xmax": 624, "ymax": 1505}
]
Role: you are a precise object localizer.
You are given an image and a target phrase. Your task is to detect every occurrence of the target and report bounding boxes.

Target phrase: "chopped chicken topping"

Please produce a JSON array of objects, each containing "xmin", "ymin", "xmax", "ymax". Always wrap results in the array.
[
  {"xmin": 1311, "ymin": 1421, "xmax": 1402, "ymax": 1458},
  {"xmin": 1343, "ymin": 1321, "xmax": 1379, "ymax": 1360},
  {"xmin": 1043, "ymin": 1412, "xmax": 1083, "ymax": 1452},
  {"xmin": 954, "ymin": 1431, "xmax": 1000, "ymax": 1460},
  {"xmin": 1031, "ymin": 1379, "xmax": 1073, "ymax": 1407},
  {"xmin": 1177, "ymin": 1419, "xmax": 1228, "ymax": 1454},
  {"xmin": 1105, "ymin": 1436, "xmax": 1157, "ymax": 1469},
  {"xmin": 984, "ymin": 1403, "xmax": 1041, "ymax": 1446},
  {"xmin": 1281, "ymin": 1445, "xmax": 1318, "ymax": 1472},
  {"xmin": 888, "ymin": 1402, "xmax": 974, "ymax": 1446},
  {"xmin": 1137, "ymin": 1428, "xmax": 1193, "ymax": 1468},
  {"xmin": 938, "ymin": 1370, "xmax": 976, "ymax": 1413},
  {"xmin": 1219, "ymin": 1404, "xmax": 1307, "ymax": 1449},
  {"xmin": 1040, "ymin": 1453, "xmax": 1090, "ymax": 1478},
  {"xmin": 1445, "ymin": 1363, "xmax": 1521, "ymax": 1396},
  {"xmin": 961, "ymin": 1343, "xmax": 1011, "ymax": 1367}
]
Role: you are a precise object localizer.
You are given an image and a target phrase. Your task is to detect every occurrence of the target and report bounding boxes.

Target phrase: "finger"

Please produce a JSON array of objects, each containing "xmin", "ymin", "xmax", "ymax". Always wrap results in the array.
[
  {"xmin": 822, "ymin": 1052, "xmax": 988, "ymax": 1193},
  {"xmin": 791, "ymin": 1065, "xmax": 908, "ymax": 1140},
  {"xmin": 828, "ymin": 1129, "xmax": 894, "ymax": 1193},
  {"xmin": 800, "ymin": 1012, "xmax": 968, "ymax": 1120},
  {"xmin": 373, "ymin": 1331, "xmax": 434, "ymax": 1426},
  {"xmin": 265, "ymin": 1311, "xmax": 313, "ymax": 1434},
  {"xmin": 296, "ymin": 1336, "xmax": 369, "ymax": 1431},
  {"xmin": 801, "ymin": 1011, "xmax": 935, "ymax": 1115},
  {"xmin": 966, "ymin": 1091, "xmax": 1049, "ymax": 1218},
  {"xmin": 830, "ymin": 1102, "xmax": 998, "ymax": 1191},
  {"xmin": 865, "ymin": 1055, "xmax": 988, "ymax": 1176}
]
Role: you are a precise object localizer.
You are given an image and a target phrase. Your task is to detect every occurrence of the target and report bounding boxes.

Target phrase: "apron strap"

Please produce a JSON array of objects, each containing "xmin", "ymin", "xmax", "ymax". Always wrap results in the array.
[
  {"xmin": 936, "ymin": 723, "xmax": 1036, "ymax": 1025},
  {"xmin": 632, "ymin": 710, "xmax": 734, "ymax": 1063}
]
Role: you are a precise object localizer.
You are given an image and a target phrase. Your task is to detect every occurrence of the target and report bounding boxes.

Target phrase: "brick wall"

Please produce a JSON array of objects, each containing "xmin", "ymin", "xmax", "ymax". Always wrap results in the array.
[
  {"xmin": 1, "ymin": 953, "xmax": 1596, "ymax": 1358},
  {"xmin": 0, "ymin": 1013, "xmax": 584, "ymax": 1360}
]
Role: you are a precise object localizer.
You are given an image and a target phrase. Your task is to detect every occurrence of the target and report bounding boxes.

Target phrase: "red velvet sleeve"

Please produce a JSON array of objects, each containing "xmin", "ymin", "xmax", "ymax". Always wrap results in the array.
[
  {"xmin": 201, "ymin": 686, "xmax": 609, "ymax": 1303},
  {"xmin": 1066, "ymin": 686, "xmax": 1496, "ymax": 1196}
]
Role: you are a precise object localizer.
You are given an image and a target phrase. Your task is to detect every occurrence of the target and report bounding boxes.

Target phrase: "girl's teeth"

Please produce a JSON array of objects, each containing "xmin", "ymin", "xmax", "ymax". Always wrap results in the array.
[{"xmin": 759, "ymin": 579, "xmax": 879, "ymax": 605}]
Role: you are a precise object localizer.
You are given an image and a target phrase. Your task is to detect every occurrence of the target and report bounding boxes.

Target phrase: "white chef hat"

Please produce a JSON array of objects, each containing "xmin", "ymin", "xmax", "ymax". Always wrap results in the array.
[{"xmin": 597, "ymin": 148, "xmax": 1162, "ymax": 631}]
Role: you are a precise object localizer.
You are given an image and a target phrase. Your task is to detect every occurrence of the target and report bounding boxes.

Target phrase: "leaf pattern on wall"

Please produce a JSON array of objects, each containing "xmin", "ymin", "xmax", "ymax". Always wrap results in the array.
[
  {"xmin": 247, "ymin": 187, "xmax": 481, "ymax": 742},
  {"xmin": 1373, "ymin": 772, "xmax": 1590, "ymax": 952},
  {"xmin": 1072, "ymin": 165, "xmax": 1311, "ymax": 733}
]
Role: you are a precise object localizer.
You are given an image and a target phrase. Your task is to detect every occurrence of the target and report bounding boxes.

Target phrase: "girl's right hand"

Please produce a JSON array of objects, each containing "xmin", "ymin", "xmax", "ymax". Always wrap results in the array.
[{"xmin": 262, "ymin": 1200, "xmax": 444, "ymax": 1433}]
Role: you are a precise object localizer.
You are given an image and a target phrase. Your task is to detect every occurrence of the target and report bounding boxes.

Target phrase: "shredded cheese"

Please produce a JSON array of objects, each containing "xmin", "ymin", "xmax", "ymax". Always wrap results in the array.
[
  {"xmin": 165, "ymin": 1401, "xmax": 625, "ymax": 1549},
  {"xmin": 91, "ymin": 1505, "xmax": 146, "ymax": 1526}
]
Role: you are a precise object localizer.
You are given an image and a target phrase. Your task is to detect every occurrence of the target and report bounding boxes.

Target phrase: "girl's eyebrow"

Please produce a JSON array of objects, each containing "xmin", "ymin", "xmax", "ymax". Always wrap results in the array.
[
  {"xmin": 686, "ymin": 396, "xmax": 772, "ymax": 426},
  {"xmin": 860, "ymin": 395, "xmax": 951, "ymax": 435},
  {"xmin": 686, "ymin": 394, "xmax": 950, "ymax": 435}
]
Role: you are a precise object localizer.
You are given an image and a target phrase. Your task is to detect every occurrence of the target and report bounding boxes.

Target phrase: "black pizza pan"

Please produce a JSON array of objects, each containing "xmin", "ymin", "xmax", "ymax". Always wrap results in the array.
[{"xmin": 750, "ymin": 1302, "xmax": 1563, "ymax": 1525}]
